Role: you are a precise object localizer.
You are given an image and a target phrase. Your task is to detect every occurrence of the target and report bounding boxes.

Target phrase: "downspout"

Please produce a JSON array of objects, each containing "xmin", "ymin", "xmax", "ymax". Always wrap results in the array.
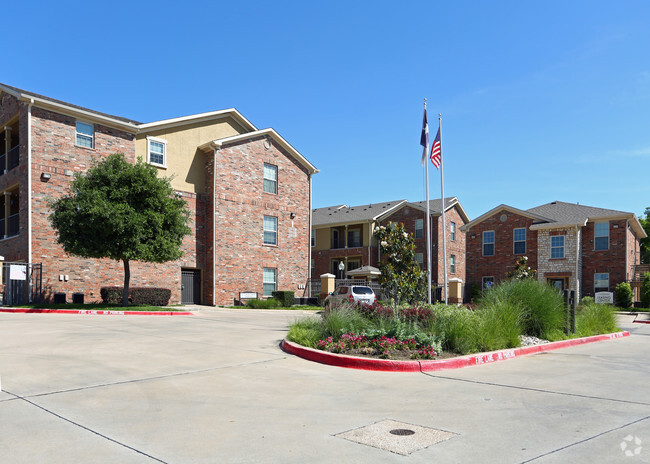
[
  {"xmin": 210, "ymin": 141, "xmax": 221, "ymax": 306},
  {"xmin": 308, "ymin": 173, "xmax": 312, "ymax": 298},
  {"xmin": 575, "ymin": 225, "xmax": 581, "ymax": 300},
  {"xmin": 27, "ymin": 99, "xmax": 33, "ymax": 265},
  {"xmin": 368, "ymin": 219, "xmax": 372, "ymax": 267}
]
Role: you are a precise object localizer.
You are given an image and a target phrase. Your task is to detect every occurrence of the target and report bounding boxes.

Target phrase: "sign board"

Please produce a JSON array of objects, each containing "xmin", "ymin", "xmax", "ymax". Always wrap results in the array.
[
  {"xmin": 595, "ymin": 292, "xmax": 614, "ymax": 304},
  {"xmin": 9, "ymin": 265, "xmax": 27, "ymax": 281},
  {"xmin": 239, "ymin": 291, "xmax": 258, "ymax": 300}
]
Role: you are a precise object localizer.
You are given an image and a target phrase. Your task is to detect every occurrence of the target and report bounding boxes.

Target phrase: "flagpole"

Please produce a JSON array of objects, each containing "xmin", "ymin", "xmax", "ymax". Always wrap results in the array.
[
  {"xmin": 424, "ymin": 100, "xmax": 432, "ymax": 304},
  {"xmin": 439, "ymin": 113, "xmax": 448, "ymax": 304}
]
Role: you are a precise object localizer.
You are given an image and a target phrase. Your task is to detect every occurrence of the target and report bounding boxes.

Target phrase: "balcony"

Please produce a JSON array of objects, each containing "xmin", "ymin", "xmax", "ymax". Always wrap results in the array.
[
  {"xmin": 0, "ymin": 146, "xmax": 19, "ymax": 175},
  {"xmin": 0, "ymin": 213, "xmax": 19, "ymax": 239}
]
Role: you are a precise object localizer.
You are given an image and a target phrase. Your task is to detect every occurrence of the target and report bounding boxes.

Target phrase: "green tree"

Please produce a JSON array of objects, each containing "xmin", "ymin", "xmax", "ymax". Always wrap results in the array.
[
  {"xmin": 614, "ymin": 282, "xmax": 633, "ymax": 309},
  {"xmin": 642, "ymin": 272, "xmax": 650, "ymax": 308},
  {"xmin": 640, "ymin": 208, "xmax": 650, "ymax": 264},
  {"xmin": 49, "ymin": 153, "xmax": 192, "ymax": 306},
  {"xmin": 374, "ymin": 222, "xmax": 427, "ymax": 306},
  {"xmin": 505, "ymin": 256, "xmax": 537, "ymax": 280}
]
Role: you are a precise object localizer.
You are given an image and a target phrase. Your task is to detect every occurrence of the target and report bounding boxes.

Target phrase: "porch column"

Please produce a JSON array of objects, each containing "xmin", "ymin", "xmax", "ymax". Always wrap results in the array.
[
  {"xmin": 320, "ymin": 273, "xmax": 336, "ymax": 300},
  {"xmin": 3, "ymin": 191, "xmax": 10, "ymax": 238},
  {"xmin": 3, "ymin": 126, "xmax": 11, "ymax": 172}
]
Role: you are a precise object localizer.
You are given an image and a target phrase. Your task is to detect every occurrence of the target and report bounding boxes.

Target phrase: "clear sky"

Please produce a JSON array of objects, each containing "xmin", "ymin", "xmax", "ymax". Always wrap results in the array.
[{"xmin": 6, "ymin": 0, "xmax": 650, "ymax": 220}]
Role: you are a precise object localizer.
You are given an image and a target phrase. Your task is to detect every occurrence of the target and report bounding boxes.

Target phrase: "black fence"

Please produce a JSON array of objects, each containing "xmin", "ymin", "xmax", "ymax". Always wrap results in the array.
[{"xmin": 1, "ymin": 262, "xmax": 42, "ymax": 306}]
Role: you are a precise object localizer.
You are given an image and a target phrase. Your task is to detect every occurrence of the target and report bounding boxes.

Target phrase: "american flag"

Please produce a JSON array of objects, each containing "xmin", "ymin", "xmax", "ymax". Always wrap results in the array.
[
  {"xmin": 430, "ymin": 125, "xmax": 441, "ymax": 169},
  {"xmin": 420, "ymin": 108, "xmax": 429, "ymax": 166}
]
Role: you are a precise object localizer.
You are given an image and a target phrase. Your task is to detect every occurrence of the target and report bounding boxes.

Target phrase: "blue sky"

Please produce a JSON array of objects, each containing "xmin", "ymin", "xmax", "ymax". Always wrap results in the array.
[{"xmin": 6, "ymin": 1, "xmax": 650, "ymax": 219}]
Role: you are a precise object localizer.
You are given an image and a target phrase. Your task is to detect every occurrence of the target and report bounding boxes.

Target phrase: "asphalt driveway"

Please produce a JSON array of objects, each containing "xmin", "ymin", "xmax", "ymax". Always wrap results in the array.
[{"xmin": 0, "ymin": 309, "xmax": 648, "ymax": 463}]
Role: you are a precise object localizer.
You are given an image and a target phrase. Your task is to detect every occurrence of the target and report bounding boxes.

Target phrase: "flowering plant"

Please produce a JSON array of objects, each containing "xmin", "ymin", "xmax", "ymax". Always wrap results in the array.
[{"xmin": 506, "ymin": 256, "xmax": 537, "ymax": 280}]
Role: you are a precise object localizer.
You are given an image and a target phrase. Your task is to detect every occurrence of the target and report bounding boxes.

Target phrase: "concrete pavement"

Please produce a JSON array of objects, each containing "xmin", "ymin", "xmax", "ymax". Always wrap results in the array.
[{"xmin": 0, "ymin": 309, "xmax": 648, "ymax": 463}]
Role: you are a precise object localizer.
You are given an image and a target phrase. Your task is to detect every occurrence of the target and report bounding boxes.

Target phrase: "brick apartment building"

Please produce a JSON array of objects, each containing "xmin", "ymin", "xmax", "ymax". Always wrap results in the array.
[
  {"xmin": 462, "ymin": 201, "xmax": 646, "ymax": 298},
  {"xmin": 311, "ymin": 197, "xmax": 469, "ymax": 290},
  {"xmin": 0, "ymin": 83, "xmax": 317, "ymax": 306}
]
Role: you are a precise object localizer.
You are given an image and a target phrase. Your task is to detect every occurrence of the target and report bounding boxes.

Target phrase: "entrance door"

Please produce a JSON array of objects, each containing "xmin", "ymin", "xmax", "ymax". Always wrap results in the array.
[
  {"xmin": 181, "ymin": 269, "xmax": 201, "ymax": 305},
  {"xmin": 548, "ymin": 278, "xmax": 565, "ymax": 291}
]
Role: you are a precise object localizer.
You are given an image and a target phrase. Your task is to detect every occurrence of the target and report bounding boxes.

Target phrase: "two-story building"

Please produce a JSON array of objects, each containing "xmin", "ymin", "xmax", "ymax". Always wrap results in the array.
[
  {"xmin": 311, "ymin": 197, "xmax": 469, "ymax": 293},
  {"xmin": 0, "ymin": 83, "xmax": 317, "ymax": 306},
  {"xmin": 462, "ymin": 201, "xmax": 646, "ymax": 298}
]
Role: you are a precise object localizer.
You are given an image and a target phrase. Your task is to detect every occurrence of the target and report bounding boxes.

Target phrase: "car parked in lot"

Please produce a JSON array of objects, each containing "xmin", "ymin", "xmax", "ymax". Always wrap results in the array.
[{"xmin": 324, "ymin": 285, "xmax": 377, "ymax": 310}]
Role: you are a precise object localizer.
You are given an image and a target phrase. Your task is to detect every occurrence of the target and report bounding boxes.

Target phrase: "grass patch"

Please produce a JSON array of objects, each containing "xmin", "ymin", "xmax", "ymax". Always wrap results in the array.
[
  {"xmin": 575, "ymin": 302, "xmax": 618, "ymax": 337},
  {"xmin": 10, "ymin": 303, "xmax": 186, "ymax": 311}
]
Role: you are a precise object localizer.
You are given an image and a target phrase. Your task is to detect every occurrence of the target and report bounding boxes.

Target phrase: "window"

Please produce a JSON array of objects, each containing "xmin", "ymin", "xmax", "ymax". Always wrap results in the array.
[
  {"xmin": 482, "ymin": 276, "xmax": 494, "ymax": 290},
  {"xmin": 263, "ymin": 268, "xmax": 277, "ymax": 296},
  {"xmin": 450, "ymin": 222, "xmax": 456, "ymax": 241},
  {"xmin": 594, "ymin": 222, "xmax": 609, "ymax": 251},
  {"xmin": 311, "ymin": 229, "xmax": 315, "ymax": 247},
  {"xmin": 483, "ymin": 231, "xmax": 495, "ymax": 256},
  {"xmin": 450, "ymin": 254, "xmax": 456, "ymax": 274},
  {"xmin": 347, "ymin": 259, "xmax": 361, "ymax": 271},
  {"xmin": 75, "ymin": 121, "xmax": 94, "ymax": 148},
  {"xmin": 263, "ymin": 164, "xmax": 277, "ymax": 194},
  {"xmin": 415, "ymin": 253, "xmax": 424, "ymax": 270},
  {"xmin": 331, "ymin": 229, "xmax": 340, "ymax": 249},
  {"xmin": 594, "ymin": 273, "xmax": 609, "ymax": 293},
  {"xmin": 551, "ymin": 235, "xmax": 565, "ymax": 259},
  {"xmin": 348, "ymin": 228, "xmax": 361, "ymax": 248},
  {"xmin": 147, "ymin": 136, "xmax": 167, "ymax": 167},
  {"xmin": 514, "ymin": 228, "xmax": 526, "ymax": 254},
  {"xmin": 415, "ymin": 219, "xmax": 424, "ymax": 239},
  {"xmin": 263, "ymin": 216, "xmax": 277, "ymax": 245}
]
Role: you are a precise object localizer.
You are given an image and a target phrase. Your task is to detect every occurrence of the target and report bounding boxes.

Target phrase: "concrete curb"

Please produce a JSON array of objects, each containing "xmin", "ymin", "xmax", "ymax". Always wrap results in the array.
[
  {"xmin": 0, "ymin": 308, "xmax": 194, "ymax": 316},
  {"xmin": 281, "ymin": 331, "xmax": 630, "ymax": 372}
]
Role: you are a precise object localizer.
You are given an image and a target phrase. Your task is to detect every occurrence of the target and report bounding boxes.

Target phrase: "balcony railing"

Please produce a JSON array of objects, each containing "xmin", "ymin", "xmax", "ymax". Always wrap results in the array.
[
  {"xmin": 0, "ymin": 146, "xmax": 19, "ymax": 175},
  {"xmin": 0, "ymin": 213, "xmax": 19, "ymax": 239}
]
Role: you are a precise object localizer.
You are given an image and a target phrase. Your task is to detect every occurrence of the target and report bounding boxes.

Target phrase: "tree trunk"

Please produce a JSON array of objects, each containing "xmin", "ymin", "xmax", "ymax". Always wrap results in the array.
[{"xmin": 122, "ymin": 259, "xmax": 130, "ymax": 307}]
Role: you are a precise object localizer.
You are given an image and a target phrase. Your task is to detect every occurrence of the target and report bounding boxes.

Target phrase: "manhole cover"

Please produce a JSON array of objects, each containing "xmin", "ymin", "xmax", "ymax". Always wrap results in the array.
[{"xmin": 390, "ymin": 429, "xmax": 415, "ymax": 436}]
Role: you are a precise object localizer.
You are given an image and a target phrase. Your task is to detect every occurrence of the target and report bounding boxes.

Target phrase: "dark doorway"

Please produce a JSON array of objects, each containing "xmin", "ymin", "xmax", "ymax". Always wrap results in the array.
[{"xmin": 181, "ymin": 269, "xmax": 201, "ymax": 305}]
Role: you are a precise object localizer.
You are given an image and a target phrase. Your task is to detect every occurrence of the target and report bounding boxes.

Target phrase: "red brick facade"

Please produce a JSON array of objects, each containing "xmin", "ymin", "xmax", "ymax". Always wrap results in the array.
[
  {"xmin": 465, "ymin": 208, "xmax": 643, "ymax": 299},
  {"xmin": 0, "ymin": 89, "xmax": 313, "ymax": 306}
]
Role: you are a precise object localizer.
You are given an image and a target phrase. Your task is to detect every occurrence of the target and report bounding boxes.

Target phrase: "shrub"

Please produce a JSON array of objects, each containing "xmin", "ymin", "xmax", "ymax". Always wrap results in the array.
[
  {"xmin": 101, "ymin": 287, "xmax": 123, "ymax": 305},
  {"xmin": 479, "ymin": 279, "xmax": 564, "ymax": 339},
  {"xmin": 575, "ymin": 301, "xmax": 618, "ymax": 337},
  {"xmin": 399, "ymin": 305, "xmax": 435, "ymax": 325},
  {"xmin": 247, "ymin": 298, "xmax": 281, "ymax": 309},
  {"xmin": 100, "ymin": 287, "xmax": 171, "ymax": 306},
  {"xmin": 614, "ymin": 282, "xmax": 633, "ymax": 309},
  {"xmin": 272, "ymin": 291, "xmax": 295, "ymax": 307},
  {"xmin": 580, "ymin": 296, "xmax": 595, "ymax": 306},
  {"xmin": 642, "ymin": 273, "xmax": 650, "ymax": 308},
  {"xmin": 322, "ymin": 304, "xmax": 370, "ymax": 337},
  {"xmin": 430, "ymin": 304, "xmax": 480, "ymax": 354},
  {"xmin": 357, "ymin": 302, "xmax": 394, "ymax": 320}
]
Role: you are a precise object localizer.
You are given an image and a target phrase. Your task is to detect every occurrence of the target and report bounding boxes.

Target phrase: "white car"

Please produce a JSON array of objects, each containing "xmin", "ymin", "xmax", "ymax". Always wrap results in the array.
[{"xmin": 324, "ymin": 285, "xmax": 377, "ymax": 309}]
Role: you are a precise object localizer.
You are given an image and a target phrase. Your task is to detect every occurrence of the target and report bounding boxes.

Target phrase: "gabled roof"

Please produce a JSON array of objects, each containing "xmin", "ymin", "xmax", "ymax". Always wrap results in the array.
[
  {"xmin": 406, "ymin": 197, "xmax": 470, "ymax": 223},
  {"xmin": 461, "ymin": 200, "xmax": 646, "ymax": 238},
  {"xmin": 138, "ymin": 108, "xmax": 257, "ymax": 133},
  {"xmin": 199, "ymin": 128, "xmax": 318, "ymax": 175},
  {"xmin": 460, "ymin": 204, "xmax": 552, "ymax": 231},
  {"xmin": 1, "ymin": 83, "xmax": 141, "ymax": 130},
  {"xmin": 312, "ymin": 200, "xmax": 408, "ymax": 227}
]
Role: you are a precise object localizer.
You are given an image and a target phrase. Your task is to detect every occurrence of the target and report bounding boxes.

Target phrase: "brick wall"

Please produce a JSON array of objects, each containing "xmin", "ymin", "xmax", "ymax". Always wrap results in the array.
[
  {"xmin": 210, "ymin": 136, "xmax": 310, "ymax": 305},
  {"xmin": 465, "ymin": 210, "xmax": 538, "ymax": 289},
  {"xmin": 580, "ymin": 219, "xmax": 628, "ymax": 297}
]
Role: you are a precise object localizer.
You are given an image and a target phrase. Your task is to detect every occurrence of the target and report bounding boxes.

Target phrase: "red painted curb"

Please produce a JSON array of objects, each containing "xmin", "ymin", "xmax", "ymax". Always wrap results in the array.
[
  {"xmin": 0, "ymin": 308, "xmax": 193, "ymax": 316},
  {"xmin": 281, "ymin": 331, "xmax": 630, "ymax": 373},
  {"xmin": 634, "ymin": 320, "xmax": 650, "ymax": 324}
]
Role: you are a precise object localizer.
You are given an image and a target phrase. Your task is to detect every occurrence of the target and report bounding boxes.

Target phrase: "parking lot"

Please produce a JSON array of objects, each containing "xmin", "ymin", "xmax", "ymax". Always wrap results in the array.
[{"xmin": 1, "ymin": 309, "xmax": 649, "ymax": 463}]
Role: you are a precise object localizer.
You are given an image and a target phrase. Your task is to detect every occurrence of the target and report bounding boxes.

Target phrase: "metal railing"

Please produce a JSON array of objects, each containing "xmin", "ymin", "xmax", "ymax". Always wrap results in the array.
[{"xmin": 7, "ymin": 146, "xmax": 19, "ymax": 170}]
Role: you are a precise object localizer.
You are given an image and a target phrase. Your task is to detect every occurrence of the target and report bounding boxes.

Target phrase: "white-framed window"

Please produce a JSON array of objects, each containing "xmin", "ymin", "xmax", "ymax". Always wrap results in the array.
[
  {"xmin": 483, "ymin": 231, "xmax": 495, "ymax": 256},
  {"xmin": 514, "ymin": 228, "xmax": 526, "ymax": 254},
  {"xmin": 263, "ymin": 163, "xmax": 277, "ymax": 194},
  {"xmin": 450, "ymin": 254, "xmax": 456, "ymax": 274},
  {"xmin": 415, "ymin": 219, "xmax": 424, "ymax": 239},
  {"xmin": 263, "ymin": 216, "xmax": 277, "ymax": 245},
  {"xmin": 415, "ymin": 252, "xmax": 424, "ymax": 269},
  {"xmin": 147, "ymin": 136, "xmax": 167, "ymax": 167},
  {"xmin": 311, "ymin": 229, "xmax": 315, "ymax": 247},
  {"xmin": 594, "ymin": 273, "xmax": 609, "ymax": 293},
  {"xmin": 551, "ymin": 235, "xmax": 565, "ymax": 259},
  {"xmin": 482, "ymin": 276, "xmax": 494, "ymax": 290},
  {"xmin": 450, "ymin": 222, "xmax": 456, "ymax": 241},
  {"xmin": 263, "ymin": 268, "xmax": 277, "ymax": 296},
  {"xmin": 75, "ymin": 121, "xmax": 94, "ymax": 148},
  {"xmin": 594, "ymin": 222, "xmax": 609, "ymax": 251}
]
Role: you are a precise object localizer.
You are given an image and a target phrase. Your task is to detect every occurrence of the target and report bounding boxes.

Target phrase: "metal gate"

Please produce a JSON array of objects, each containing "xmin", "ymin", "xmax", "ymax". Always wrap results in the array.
[
  {"xmin": 2, "ymin": 262, "xmax": 42, "ymax": 306},
  {"xmin": 181, "ymin": 269, "xmax": 201, "ymax": 305}
]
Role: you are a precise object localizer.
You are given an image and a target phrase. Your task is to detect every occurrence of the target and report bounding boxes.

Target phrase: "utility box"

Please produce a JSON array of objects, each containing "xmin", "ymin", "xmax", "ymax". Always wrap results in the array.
[
  {"xmin": 72, "ymin": 293, "xmax": 84, "ymax": 304},
  {"xmin": 54, "ymin": 293, "xmax": 66, "ymax": 304}
]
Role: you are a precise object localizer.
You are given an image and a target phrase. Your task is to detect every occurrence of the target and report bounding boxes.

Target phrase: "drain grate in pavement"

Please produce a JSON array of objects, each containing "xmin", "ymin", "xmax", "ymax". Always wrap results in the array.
[{"xmin": 336, "ymin": 419, "xmax": 457, "ymax": 456}]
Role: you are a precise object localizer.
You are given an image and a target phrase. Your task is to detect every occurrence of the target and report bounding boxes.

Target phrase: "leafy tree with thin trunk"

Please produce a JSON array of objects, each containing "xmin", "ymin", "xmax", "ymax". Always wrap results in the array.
[
  {"xmin": 49, "ymin": 153, "xmax": 191, "ymax": 306},
  {"xmin": 639, "ymin": 208, "xmax": 650, "ymax": 264}
]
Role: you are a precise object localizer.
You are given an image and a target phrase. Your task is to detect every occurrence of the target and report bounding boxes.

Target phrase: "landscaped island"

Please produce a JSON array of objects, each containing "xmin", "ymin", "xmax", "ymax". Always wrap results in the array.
[{"xmin": 287, "ymin": 279, "xmax": 619, "ymax": 360}]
